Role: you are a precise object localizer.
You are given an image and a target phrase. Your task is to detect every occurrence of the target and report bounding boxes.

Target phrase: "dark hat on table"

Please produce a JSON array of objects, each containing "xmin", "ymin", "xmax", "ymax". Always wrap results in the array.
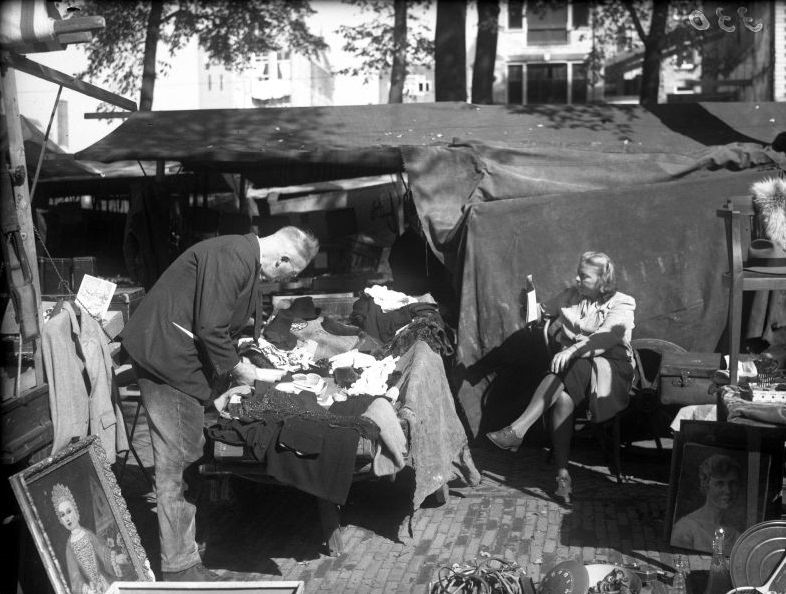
[
  {"xmin": 744, "ymin": 238, "xmax": 786, "ymax": 274},
  {"xmin": 282, "ymin": 296, "xmax": 320, "ymax": 320}
]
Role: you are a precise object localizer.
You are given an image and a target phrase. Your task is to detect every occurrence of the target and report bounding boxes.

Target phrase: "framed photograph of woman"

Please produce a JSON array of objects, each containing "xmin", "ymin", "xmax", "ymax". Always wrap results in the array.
[{"xmin": 10, "ymin": 436, "xmax": 153, "ymax": 594}]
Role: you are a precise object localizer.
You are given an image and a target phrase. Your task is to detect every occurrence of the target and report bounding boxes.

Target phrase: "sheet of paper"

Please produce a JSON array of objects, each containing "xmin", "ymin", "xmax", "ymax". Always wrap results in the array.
[
  {"xmin": 75, "ymin": 274, "xmax": 116, "ymax": 319},
  {"xmin": 526, "ymin": 289, "xmax": 538, "ymax": 323}
]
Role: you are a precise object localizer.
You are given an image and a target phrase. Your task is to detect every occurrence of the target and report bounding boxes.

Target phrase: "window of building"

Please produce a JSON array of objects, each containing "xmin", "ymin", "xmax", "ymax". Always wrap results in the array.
[
  {"xmin": 508, "ymin": 64, "xmax": 524, "ymax": 103},
  {"xmin": 526, "ymin": 1, "xmax": 568, "ymax": 45},
  {"xmin": 56, "ymin": 100, "xmax": 68, "ymax": 147},
  {"xmin": 219, "ymin": 73, "xmax": 224, "ymax": 91},
  {"xmin": 572, "ymin": 2, "xmax": 589, "ymax": 27},
  {"xmin": 527, "ymin": 63, "xmax": 568, "ymax": 103},
  {"xmin": 509, "ymin": 0, "xmax": 524, "ymax": 29},
  {"xmin": 207, "ymin": 74, "xmax": 212, "ymax": 91},
  {"xmin": 571, "ymin": 63, "xmax": 588, "ymax": 103}
]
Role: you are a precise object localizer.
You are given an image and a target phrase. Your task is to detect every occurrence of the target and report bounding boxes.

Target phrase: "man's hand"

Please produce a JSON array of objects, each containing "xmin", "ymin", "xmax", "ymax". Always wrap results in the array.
[{"xmin": 549, "ymin": 348, "xmax": 575, "ymax": 374}]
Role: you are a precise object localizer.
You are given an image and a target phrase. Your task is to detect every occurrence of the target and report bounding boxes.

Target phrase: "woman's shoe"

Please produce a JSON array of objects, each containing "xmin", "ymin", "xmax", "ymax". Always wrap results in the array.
[
  {"xmin": 485, "ymin": 426, "xmax": 523, "ymax": 452},
  {"xmin": 554, "ymin": 473, "xmax": 573, "ymax": 506}
]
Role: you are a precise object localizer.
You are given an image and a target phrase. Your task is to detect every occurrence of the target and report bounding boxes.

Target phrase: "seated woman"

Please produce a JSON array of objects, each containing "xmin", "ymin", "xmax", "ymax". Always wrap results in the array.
[{"xmin": 485, "ymin": 251, "xmax": 636, "ymax": 505}]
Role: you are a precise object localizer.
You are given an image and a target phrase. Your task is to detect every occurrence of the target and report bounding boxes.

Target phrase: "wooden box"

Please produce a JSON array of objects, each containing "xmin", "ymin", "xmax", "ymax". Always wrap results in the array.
[{"xmin": 0, "ymin": 384, "xmax": 52, "ymax": 464}]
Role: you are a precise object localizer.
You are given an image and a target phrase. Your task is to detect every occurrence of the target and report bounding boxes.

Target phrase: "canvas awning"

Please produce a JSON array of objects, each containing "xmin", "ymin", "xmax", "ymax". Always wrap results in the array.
[
  {"xmin": 13, "ymin": 115, "xmax": 103, "ymax": 182},
  {"xmin": 74, "ymin": 101, "xmax": 785, "ymax": 188}
]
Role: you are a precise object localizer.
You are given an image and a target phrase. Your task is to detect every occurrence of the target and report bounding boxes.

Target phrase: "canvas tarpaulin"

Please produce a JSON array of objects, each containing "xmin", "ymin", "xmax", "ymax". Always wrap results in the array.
[
  {"xmin": 74, "ymin": 102, "xmax": 783, "ymax": 188},
  {"xmin": 401, "ymin": 141, "xmax": 785, "ymax": 438}
]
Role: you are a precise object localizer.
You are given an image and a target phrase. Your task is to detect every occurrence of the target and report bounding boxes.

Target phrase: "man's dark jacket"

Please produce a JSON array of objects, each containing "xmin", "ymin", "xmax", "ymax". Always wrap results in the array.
[{"xmin": 121, "ymin": 234, "xmax": 261, "ymax": 402}]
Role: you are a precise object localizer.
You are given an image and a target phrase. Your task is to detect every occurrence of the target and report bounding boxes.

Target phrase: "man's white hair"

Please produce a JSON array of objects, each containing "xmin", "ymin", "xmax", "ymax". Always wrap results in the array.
[{"xmin": 274, "ymin": 226, "xmax": 319, "ymax": 265}]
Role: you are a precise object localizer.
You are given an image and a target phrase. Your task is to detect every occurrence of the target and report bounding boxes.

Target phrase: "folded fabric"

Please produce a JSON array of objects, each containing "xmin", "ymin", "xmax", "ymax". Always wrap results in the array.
[
  {"xmin": 321, "ymin": 316, "xmax": 362, "ymax": 336},
  {"xmin": 362, "ymin": 397, "xmax": 407, "ymax": 476},
  {"xmin": 347, "ymin": 356, "xmax": 399, "ymax": 396},
  {"xmin": 350, "ymin": 293, "xmax": 413, "ymax": 343},
  {"xmin": 329, "ymin": 349, "xmax": 378, "ymax": 371},
  {"xmin": 333, "ymin": 366, "xmax": 361, "ymax": 388},
  {"xmin": 263, "ymin": 314, "xmax": 298, "ymax": 350},
  {"xmin": 237, "ymin": 344, "xmax": 276, "ymax": 368},
  {"xmin": 364, "ymin": 284, "xmax": 418, "ymax": 312},
  {"xmin": 255, "ymin": 337, "xmax": 314, "ymax": 371},
  {"xmin": 289, "ymin": 316, "xmax": 360, "ymax": 359}
]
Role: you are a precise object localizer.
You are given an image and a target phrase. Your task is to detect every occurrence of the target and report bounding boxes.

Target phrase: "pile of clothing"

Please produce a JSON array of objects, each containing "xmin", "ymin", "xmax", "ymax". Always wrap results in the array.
[
  {"xmin": 206, "ymin": 286, "xmax": 457, "ymax": 505},
  {"xmin": 208, "ymin": 381, "xmax": 408, "ymax": 505}
]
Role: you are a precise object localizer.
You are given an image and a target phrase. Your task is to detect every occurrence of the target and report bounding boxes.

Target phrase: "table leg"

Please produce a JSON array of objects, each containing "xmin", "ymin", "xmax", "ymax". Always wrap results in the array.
[{"xmin": 317, "ymin": 498, "xmax": 343, "ymax": 556}]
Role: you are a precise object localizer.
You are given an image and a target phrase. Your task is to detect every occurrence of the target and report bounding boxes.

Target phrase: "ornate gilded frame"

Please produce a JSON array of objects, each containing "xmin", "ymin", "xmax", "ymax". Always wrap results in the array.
[{"xmin": 10, "ymin": 436, "xmax": 153, "ymax": 594}]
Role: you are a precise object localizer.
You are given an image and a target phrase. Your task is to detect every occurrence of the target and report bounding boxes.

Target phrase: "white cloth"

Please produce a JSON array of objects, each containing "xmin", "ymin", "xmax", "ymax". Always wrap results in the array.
[
  {"xmin": 364, "ymin": 285, "xmax": 418, "ymax": 312},
  {"xmin": 347, "ymin": 356, "xmax": 399, "ymax": 396}
]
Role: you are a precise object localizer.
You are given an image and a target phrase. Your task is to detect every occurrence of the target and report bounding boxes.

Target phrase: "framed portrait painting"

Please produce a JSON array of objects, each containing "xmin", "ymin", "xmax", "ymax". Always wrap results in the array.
[
  {"xmin": 665, "ymin": 421, "xmax": 786, "ymax": 554},
  {"xmin": 10, "ymin": 436, "xmax": 154, "ymax": 594}
]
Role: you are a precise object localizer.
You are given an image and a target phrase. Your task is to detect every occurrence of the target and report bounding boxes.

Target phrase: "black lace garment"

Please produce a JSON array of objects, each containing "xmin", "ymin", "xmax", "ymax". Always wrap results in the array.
[{"xmin": 231, "ymin": 384, "xmax": 380, "ymax": 440}]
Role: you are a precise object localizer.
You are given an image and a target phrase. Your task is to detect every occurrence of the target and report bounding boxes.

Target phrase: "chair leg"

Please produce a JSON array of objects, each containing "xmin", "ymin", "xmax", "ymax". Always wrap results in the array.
[
  {"xmin": 591, "ymin": 417, "xmax": 623, "ymax": 484},
  {"xmin": 611, "ymin": 416, "xmax": 622, "ymax": 483}
]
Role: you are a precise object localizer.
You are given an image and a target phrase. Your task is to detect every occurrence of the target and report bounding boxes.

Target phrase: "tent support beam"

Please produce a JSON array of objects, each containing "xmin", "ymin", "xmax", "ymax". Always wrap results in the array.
[
  {"xmin": 1, "ymin": 54, "xmax": 44, "ymax": 387},
  {"xmin": 3, "ymin": 52, "xmax": 137, "ymax": 112}
]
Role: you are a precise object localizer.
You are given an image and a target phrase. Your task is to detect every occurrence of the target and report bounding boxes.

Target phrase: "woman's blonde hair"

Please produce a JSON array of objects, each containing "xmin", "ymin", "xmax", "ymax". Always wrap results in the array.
[{"xmin": 579, "ymin": 251, "xmax": 617, "ymax": 297}]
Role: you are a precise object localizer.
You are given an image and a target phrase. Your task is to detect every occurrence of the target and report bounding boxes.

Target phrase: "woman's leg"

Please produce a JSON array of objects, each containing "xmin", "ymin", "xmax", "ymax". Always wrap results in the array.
[
  {"xmin": 509, "ymin": 373, "xmax": 563, "ymax": 438},
  {"xmin": 550, "ymin": 390, "xmax": 576, "ymax": 472},
  {"xmin": 550, "ymin": 390, "xmax": 576, "ymax": 503}
]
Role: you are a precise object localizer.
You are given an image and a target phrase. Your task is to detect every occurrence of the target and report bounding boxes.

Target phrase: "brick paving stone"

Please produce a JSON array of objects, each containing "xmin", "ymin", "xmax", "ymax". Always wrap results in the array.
[{"xmin": 113, "ymin": 435, "xmax": 735, "ymax": 593}]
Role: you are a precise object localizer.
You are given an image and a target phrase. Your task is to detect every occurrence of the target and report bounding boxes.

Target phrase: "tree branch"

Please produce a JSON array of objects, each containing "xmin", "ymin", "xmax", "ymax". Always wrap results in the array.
[
  {"xmin": 622, "ymin": 0, "xmax": 648, "ymax": 44},
  {"xmin": 161, "ymin": 8, "xmax": 184, "ymax": 23}
]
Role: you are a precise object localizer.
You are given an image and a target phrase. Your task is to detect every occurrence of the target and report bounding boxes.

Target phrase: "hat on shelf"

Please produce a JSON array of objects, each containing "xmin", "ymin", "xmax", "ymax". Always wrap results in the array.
[{"xmin": 744, "ymin": 238, "xmax": 786, "ymax": 274}]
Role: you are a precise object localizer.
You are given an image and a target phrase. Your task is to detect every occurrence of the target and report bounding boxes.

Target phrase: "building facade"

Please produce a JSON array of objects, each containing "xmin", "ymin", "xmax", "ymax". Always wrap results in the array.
[{"xmin": 495, "ymin": 0, "xmax": 594, "ymax": 104}]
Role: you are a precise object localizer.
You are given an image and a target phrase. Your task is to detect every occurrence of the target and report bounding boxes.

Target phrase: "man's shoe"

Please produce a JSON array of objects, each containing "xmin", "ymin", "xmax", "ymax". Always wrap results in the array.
[
  {"xmin": 162, "ymin": 563, "xmax": 220, "ymax": 582},
  {"xmin": 485, "ymin": 426, "xmax": 523, "ymax": 452}
]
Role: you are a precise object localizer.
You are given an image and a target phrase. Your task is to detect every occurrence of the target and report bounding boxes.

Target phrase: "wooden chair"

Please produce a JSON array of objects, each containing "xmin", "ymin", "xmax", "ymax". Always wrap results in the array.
[
  {"xmin": 717, "ymin": 198, "xmax": 786, "ymax": 386},
  {"xmin": 541, "ymin": 319, "xmax": 676, "ymax": 483},
  {"xmin": 541, "ymin": 317, "xmax": 626, "ymax": 482}
]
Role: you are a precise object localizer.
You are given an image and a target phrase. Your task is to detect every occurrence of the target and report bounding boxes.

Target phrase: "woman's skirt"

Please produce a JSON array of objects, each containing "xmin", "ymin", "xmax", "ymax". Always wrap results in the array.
[{"xmin": 559, "ymin": 344, "xmax": 634, "ymax": 422}]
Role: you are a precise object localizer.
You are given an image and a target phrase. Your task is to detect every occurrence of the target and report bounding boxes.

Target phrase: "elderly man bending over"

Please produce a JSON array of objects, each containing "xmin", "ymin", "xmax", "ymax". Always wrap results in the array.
[{"xmin": 120, "ymin": 226, "xmax": 319, "ymax": 581}]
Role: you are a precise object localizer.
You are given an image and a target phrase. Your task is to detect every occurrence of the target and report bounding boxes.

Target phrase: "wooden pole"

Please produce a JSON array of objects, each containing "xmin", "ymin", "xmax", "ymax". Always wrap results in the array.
[{"xmin": 1, "ymin": 52, "xmax": 44, "ymax": 386}]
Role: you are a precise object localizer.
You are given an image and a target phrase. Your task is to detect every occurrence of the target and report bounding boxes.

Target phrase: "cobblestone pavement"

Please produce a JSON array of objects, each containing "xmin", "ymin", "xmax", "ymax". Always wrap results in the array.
[{"xmin": 120, "ymin": 411, "xmax": 715, "ymax": 593}]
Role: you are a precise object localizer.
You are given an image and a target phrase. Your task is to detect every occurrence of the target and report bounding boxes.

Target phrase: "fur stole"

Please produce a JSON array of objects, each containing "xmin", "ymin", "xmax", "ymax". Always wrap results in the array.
[{"xmin": 753, "ymin": 177, "xmax": 786, "ymax": 249}]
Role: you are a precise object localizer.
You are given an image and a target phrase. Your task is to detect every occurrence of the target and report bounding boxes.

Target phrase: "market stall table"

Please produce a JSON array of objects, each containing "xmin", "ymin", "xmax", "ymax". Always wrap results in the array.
[{"xmin": 199, "ymin": 340, "xmax": 481, "ymax": 555}]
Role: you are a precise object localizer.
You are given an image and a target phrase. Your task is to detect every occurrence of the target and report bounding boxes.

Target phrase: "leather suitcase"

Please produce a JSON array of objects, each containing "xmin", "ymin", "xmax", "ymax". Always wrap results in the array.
[
  {"xmin": 659, "ymin": 352, "xmax": 721, "ymax": 406},
  {"xmin": 71, "ymin": 256, "xmax": 97, "ymax": 292},
  {"xmin": 109, "ymin": 286, "xmax": 146, "ymax": 322},
  {"xmin": 38, "ymin": 257, "xmax": 72, "ymax": 294}
]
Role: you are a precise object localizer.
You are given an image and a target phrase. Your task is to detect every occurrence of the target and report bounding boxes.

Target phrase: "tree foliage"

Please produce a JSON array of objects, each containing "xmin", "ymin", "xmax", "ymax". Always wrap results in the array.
[
  {"xmin": 579, "ymin": 0, "xmax": 703, "ymax": 104},
  {"xmin": 335, "ymin": 0, "xmax": 434, "ymax": 82},
  {"xmin": 79, "ymin": 1, "xmax": 326, "ymax": 109}
]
